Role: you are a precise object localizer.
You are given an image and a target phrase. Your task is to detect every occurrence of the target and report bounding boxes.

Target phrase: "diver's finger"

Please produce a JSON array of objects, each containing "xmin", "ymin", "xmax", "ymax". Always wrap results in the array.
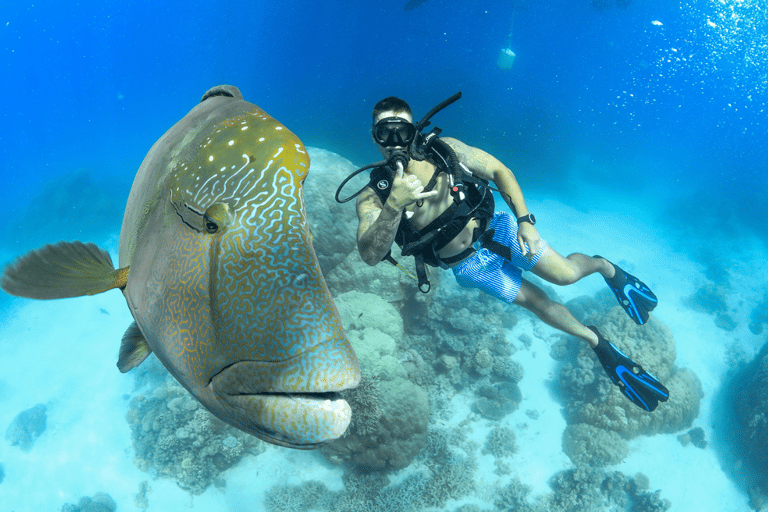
[
  {"xmin": 395, "ymin": 161, "xmax": 404, "ymax": 178},
  {"xmin": 518, "ymin": 236, "xmax": 527, "ymax": 256},
  {"xmin": 416, "ymin": 189, "xmax": 439, "ymax": 199},
  {"xmin": 527, "ymin": 241, "xmax": 538, "ymax": 259}
]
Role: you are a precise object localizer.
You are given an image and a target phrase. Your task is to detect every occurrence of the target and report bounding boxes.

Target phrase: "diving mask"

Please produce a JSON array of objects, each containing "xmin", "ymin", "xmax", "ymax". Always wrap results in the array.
[{"xmin": 372, "ymin": 117, "xmax": 417, "ymax": 148}]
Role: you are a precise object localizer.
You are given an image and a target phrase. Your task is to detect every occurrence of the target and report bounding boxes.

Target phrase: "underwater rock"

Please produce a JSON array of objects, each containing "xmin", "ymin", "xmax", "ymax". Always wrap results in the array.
[
  {"xmin": 126, "ymin": 372, "xmax": 263, "ymax": 494},
  {"xmin": 558, "ymin": 307, "xmax": 703, "ymax": 438},
  {"xmin": 5, "ymin": 403, "xmax": 47, "ymax": 451},
  {"xmin": 60, "ymin": 492, "xmax": 116, "ymax": 512},
  {"xmin": 562, "ymin": 423, "xmax": 628, "ymax": 467},
  {"xmin": 334, "ymin": 290, "xmax": 404, "ymax": 344}
]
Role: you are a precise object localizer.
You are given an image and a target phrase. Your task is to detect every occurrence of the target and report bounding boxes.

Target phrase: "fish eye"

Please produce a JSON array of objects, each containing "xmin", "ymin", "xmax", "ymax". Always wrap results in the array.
[
  {"xmin": 204, "ymin": 217, "xmax": 219, "ymax": 233},
  {"xmin": 203, "ymin": 203, "xmax": 232, "ymax": 234}
]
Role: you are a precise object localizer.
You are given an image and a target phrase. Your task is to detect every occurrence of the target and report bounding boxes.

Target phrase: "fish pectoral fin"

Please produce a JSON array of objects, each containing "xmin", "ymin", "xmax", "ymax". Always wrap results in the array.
[
  {"xmin": 0, "ymin": 241, "xmax": 129, "ymax": 299},
  {"xmin": 117, "ymin": 321, "xmax": 152, "ymax": 373}
]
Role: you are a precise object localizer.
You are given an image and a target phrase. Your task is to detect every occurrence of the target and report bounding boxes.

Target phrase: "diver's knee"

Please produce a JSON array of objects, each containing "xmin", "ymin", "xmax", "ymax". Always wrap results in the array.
[{"xmin": 547, "ymin": 269, "xmax": 579, "ymax": 286}]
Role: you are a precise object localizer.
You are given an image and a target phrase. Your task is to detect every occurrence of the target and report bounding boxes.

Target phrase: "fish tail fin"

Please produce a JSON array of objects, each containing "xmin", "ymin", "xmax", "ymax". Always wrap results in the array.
[{"xmin": 1, "ymin": 241, "xmax": 129, "ymax": 299}]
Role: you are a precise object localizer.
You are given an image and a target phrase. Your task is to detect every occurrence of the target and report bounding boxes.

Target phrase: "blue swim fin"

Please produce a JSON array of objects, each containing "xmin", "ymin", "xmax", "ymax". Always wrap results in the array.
[
  {"xmin": 597, "ymin": 258, "xmax": 658, "ymax": 325},
  {"xmin": 588, "ymin": 326, "xmax": 669, "ymax": 412}
]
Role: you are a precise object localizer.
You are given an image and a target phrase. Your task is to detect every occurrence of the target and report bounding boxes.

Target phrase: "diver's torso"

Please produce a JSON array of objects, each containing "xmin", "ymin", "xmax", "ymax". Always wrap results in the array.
[{"xmin": 403, "ymin": 159, "xmax": 479, "ymax": 266}]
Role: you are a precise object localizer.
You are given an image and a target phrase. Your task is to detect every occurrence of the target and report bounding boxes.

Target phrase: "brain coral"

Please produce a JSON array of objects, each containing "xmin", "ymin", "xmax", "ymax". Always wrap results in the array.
[{"xmin": 558, "ymin": 307, "xmax": 703, "ymax": 438}]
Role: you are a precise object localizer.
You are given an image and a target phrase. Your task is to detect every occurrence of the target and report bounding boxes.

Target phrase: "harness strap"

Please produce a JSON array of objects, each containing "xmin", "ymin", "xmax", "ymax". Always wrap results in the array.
[
  {"xmin": 414, "ymin": 254, "xmax": 431, "ymax": 293},
  {"xmin": 477, "ymin": 229, "xmax": 513, "ymax": 261}
]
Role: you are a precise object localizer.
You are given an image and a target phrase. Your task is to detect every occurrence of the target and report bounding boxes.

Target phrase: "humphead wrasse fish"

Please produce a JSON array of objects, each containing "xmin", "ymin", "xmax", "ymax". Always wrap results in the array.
[{"xmin": 1, "ymin": 85, "xmax": 361, "ymax": 449}]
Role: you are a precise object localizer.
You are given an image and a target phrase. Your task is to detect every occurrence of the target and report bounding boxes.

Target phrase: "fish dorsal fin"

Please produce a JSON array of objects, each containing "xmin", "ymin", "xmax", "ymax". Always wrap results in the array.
[
  {"xmin": 0, "ymin": 241, "xmax": 129, "ymax": 299},
  {"xmin": 117, "ymin": 321, "xmax": 152, "ymax": 373}
]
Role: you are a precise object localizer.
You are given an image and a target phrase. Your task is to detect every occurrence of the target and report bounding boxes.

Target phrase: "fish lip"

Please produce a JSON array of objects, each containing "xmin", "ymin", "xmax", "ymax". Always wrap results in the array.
[
  {"xmin": 208, "ymin": 357, "xmax": 360, "ymax": 396},
  {"xmin": 228, "ymin": 390, "xmax": 342, "ymax": 401}
]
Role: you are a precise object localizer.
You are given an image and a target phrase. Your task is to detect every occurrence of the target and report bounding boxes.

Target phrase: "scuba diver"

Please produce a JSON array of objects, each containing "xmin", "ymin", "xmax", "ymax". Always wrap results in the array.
[{"xmin": 335, "ymin": 93, "xmax": 669, "ymax": 412}]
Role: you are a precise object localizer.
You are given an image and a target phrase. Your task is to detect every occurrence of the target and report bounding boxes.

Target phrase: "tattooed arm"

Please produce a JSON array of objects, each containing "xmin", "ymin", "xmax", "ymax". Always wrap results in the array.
[{"xmin": 356, "ymin": 187, "xmax": 402, "ymax": 266}]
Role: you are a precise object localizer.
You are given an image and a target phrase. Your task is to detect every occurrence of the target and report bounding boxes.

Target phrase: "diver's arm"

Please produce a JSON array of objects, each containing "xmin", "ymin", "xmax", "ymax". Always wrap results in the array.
[
  {"xmin": 441, "ymin": 138, "xmax": 530, "ymax": 216},
  {"xmin": 356, "ymin": 188, "xmax": 403, "ymax": 266},
  {"xmin": 442, "ymin": 137, "xmax": 542, "ymax": 256}
]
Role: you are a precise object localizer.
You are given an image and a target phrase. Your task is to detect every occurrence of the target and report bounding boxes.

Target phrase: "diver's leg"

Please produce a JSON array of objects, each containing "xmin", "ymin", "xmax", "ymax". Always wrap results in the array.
[
  {"xmin": 530, "ymin": 246, "xmax": 615, "ymax": 286},
  {"xmin": 513, "ymin": 278, "xmax": 598, "ymax": 347}
]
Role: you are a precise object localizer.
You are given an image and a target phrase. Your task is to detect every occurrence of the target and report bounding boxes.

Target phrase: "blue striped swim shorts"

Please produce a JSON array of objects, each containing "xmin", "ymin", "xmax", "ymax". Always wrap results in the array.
[{"xmin": 452, "ymin": 211, "xmax": 547, "ymax": 303}]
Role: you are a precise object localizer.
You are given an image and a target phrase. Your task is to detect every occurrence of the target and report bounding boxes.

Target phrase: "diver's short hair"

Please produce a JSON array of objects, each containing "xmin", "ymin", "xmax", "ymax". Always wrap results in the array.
[{"xmin": 373, "ymin": 97, "xmax": 412, "ymax": 125}]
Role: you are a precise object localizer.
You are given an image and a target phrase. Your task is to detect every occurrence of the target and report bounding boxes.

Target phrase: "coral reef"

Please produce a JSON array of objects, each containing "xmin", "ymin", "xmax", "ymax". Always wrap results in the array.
[
  {"xmin": 60, "ymin": 492, "xmax": 116, "ymax": 512},
  {"xmin": 325, "ymin": 249, "xmax": 415, "ymax": 303},
  {"xmin": 484, "ymin": 426, "xmax": 518, "ymax": 459},
  {"xmin": 749, "ymin": 291, "xmax": 768, "ymax": 335},
  {"xmin": 726, "ymin": 338, "xmax": 768, "ymax": 502},
  {"xmin": 5, "ymin": 402, "xmax": 47, "ymax": 451},
  {"xmin": 676, "ymin": 426, "xmax": 708, "ymax": 449},
  {"xmin": 564, "ymin": 294, "xmax": 607, "ymax": 324},
  {"xmin": 683, "ymin": 282, "xmax": 737, "ymax": 331},
  {"xmin": 269, "ymin": 434, "xmax": 477, "ymax": 512},
  {"xmin": 473, "ymin": 381, "xmax": 522, "ymax": 420},
  {"xmin": 561, "ymin": 423, "xmax": 628, "ymax": 467},
  {"xmin": 324, "ymin": 375, "xmax": 429, "ymax": 469},
  {"xmin": 265, "ymin": 480, "xmax": 335, "ymax": 512},
  {"xmin": 126, "ymin": 368, "xmax": 263, "ymax": 494},
  {"xmin": 302, "ymin": 148, "xmax": 360, "ymax": 275},
  {"xmin": 323, "ymin": 291, "xmax": 429, "ymax": 470},
  {"xmin": 558, "ymin": 307, "xmax": 703, "ymax": 439},
  {"xmin": 492, "ymin": 468, "xmax": 669, "ymax": 512}
]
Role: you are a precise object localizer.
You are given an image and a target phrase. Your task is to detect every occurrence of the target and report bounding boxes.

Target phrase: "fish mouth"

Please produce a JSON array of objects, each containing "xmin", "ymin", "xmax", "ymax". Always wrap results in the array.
[
  {"xmin": 235, "ymin": 392, "xmax": 352, "ymax": 449},
  {"xmin": 207, "ymin": 354, "xmax": 360, "ymax": 449}
]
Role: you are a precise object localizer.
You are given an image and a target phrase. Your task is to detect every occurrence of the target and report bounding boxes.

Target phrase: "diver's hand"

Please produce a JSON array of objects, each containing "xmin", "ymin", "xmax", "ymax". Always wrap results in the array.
[
  {"xmin": 518, "ymin": 222, "xmax": 542, "ymax": 259},
  {"xmin": 386, "ymin": 162, "xmax": 438, "ymax": 210}
]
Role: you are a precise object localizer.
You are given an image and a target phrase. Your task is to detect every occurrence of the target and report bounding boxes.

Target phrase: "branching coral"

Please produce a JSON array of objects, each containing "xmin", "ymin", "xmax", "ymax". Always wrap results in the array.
[{"xmin": 484, "ymin": 426, "xmax": 518, "ymax": 458}]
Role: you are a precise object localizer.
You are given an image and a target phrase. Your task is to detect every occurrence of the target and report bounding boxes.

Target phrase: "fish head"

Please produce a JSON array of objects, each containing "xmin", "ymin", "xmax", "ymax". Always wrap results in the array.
[{"xmin": 124, "ymin": 90, "xmax": 360, "ymax": 449}]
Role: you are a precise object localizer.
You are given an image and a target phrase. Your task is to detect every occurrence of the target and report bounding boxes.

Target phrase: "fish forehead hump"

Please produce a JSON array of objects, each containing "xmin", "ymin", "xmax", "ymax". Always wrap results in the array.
[
  {"xmin": 168, "ymin": 107, "xmax": 308, "ymax": 212},
  {"xmin": 118, "ymin": 88, "xmax": 303, "ymax": 267}
]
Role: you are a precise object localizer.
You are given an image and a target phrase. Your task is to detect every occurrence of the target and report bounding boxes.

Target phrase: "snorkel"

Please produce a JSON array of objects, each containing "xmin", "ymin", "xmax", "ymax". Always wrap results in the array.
[{"xmin": 334, "ymin": 92, "xmax": 463, "ymax": 203}]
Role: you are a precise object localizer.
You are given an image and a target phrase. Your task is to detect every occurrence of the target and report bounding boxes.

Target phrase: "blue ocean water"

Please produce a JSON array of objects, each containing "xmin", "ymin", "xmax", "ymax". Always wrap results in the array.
[{"xmin": 1, "ymin": 0, "xmax": 767, "ymax": 510}]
